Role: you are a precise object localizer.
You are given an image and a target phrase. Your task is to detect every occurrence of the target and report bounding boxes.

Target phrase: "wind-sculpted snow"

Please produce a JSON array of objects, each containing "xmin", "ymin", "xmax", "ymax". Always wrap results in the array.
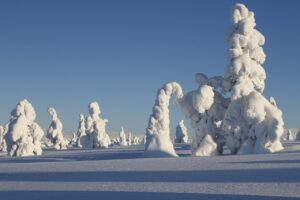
[
  {"xmin": 47, "ymin": 107, "xmax": 68, "ymax": 150},
  {"xmin": 174, "ymin": 120, "xmax": 188, "ymax": 144},
  {"xmin": 145, "ymin": 82, "xmax": 183, "ymax": 157},
  {"xmin": 81, "ymin": 102, "xmax": 111, "ymax": 149},
  {"xmin": 4, "ymin": 99, "xmax": 44, "ymax": 157}
]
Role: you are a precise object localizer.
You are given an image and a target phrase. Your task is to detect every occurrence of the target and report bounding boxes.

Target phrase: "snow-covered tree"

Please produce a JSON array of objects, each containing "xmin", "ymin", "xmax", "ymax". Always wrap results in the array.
[
  {"xmin": 69, "ymin": 132, "xmax": 78, "ymax": 147},
  {"xmin": 76, "ymin": 114, "xmax": 86, "ymax": 148},
  {"xmin": 0, "ymin": 125, "xmax": 7, "ymax": 152},
  {"xmin": 180, "ymin": 74, "xmax": 228, "ymax": 156},
  {"xmin": 128, "ymin": 132, "xmax": 132, "ymax": 146},
  {"xmin": 222, "ymin": 4, "xmax": 284, "ymax": 154},
  {"xmin": 5, "ymin": 99, "xmax": 44, "ymax": 157},
  {"xmin": 174, "ymin": 120, "xmax": 189, "ymax": 143},
  {"xmin": 145, "ymin": 82, "xmax": 183, "ymax": 157},
  {"xmin": 47, "ymin": 107, "xmax": 68, "ymax": 150},
  {"xmin": 133, "ymin": 135, "xmax": 140, "ymax": 145},
  {"xmin": 119, "ymin": 127, "xmax": 128, "ymax": 146},
  {"xmin": 81, "ymin": 102, "xmax": 111, "ymax": 148}
]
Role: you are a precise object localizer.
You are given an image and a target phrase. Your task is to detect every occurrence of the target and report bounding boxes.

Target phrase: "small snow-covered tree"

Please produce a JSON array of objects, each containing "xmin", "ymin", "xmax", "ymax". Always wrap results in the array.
[
  {"xmin": 128, "ymin": 132, "xmax": 132, "ymax": 146},
  {"xmin": 47, "ymin": 107, "xmax": 68, "ymax": 150},
  {"xmin": 222, "ymin": 4, "xmax": 284, "ymax": 154},
  {"xmin": 144, "ymin": 82, "xmax": 183, "ymax": 157},
  {"xmin": 174, "ymin": 120, "xmax": 189, "ymax": 143},
  {"xmin": 76, "ymin": 114, "xmax": 86, "ymax": 148},
  {"xmin": 5, "ymin": 99, "xmax": 44, "ymax": 157},
  {"xmin": 69, "ymin": 132, "xmax": 78, "ymax": 147},
  {"xmin": 0, "ymin": 125, "xmax": 7, "ymax": 152},
  {"xmin": 119, "ymin": 127, "xmax": 128, "ymax": 146},
  {"xmin": 133, "ymin": 135, "xmax": 140, "ymax": 145},
  {"xmin": 82, "ymin": 102, "xmax": 111, "ymax": 148}
]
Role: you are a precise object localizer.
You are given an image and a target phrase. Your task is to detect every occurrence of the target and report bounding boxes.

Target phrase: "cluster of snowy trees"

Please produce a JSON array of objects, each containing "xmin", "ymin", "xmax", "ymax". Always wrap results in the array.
[
  {"xmin": 144, "ymin": 3, "xmax": 285, "ymax": 157},
  {"xmin": 0, "ymin": 4, "xmax": 287, "ymax": 158},
  {"xmin": 110, "ymin": 128, "xmax": 144, "ymax": 146},
  {"xmin": 0, "ymin": 99, "xmax": 146, "ymax": 157},
  {"xmin": 0, "ymin": 101, "xmax": 108, "ymax": 157}
]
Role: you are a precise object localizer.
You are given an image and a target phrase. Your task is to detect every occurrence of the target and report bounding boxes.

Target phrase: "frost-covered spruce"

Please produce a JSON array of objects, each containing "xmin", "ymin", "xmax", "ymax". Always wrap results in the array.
[
  {"xmin": 128, "ymin": 132, "xmax": 132, "ymax": 146},
  {"xmin": 82, "ymin": 102, "xmax": 111, "ymax": 148},
  {"xmin": 145, "ymin": 82, "xmax": 183, "ymax": 157},
  {"xmin": 174, "ymin": 120, "xmax": 189, "ymax": 144},
  {"xmin": 0, "ymin": 125, "xmax": 7, "ymax": 152},
  {"xmin": 180, "ymin": 74, "xmax": 228, "ymax": 156},
  {"xmin": 119, "ymin": 127, "xmax": 128, "ymax": 146},
  {"xmin": 5, "ymin": 99, "xmax": 44, "ymax": 157},
  {"xmin": 69, "ymin": 132, "xmax": 78, "ymax": 147},
  {"xmin": 76, "ymin": 114, "xmax": 86, "ymax": 148},
  {"xmin": 222, "ymin": 4, "xmax": 284, "ymax": 154},
  {"xmin": 133, "ymin": 135, "xmax": 140, "ymax": 145},
  {"xmin": 47, "ymin": 107, "xmax": 68, "ymax": 150}
]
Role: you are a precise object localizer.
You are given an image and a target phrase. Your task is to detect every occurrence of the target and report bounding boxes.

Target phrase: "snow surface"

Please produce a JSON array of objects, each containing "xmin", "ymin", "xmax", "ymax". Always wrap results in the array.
[{"xmin": 0, "ymin": 142, "xmax": 299, "ymax": 200}]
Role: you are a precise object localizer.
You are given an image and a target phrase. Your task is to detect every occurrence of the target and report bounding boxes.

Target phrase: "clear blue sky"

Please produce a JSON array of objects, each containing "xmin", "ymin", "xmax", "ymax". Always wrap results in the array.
[{"xmin": 0, "ymin": 0, "xmax": 299, "ymax": 135}]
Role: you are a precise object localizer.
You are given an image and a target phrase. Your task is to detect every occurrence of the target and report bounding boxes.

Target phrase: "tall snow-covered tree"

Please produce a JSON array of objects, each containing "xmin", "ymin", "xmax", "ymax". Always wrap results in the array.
[
  {"xmin": 82, "ymin": 102, "xmax": 111, "ymax": 148},
  {"xmin": 5, "ymin": 99, "xmax": 44, "ymax": 157},
  {"xmin": 76, "ymin": 114, "xmax": 86, "ymax": 148},
  {"xmin": 128, "ymin": 132, "xmax": 132, "ymax": 146},
  {"xmin": 222, "ymin": 4, "xmax": 284, "ymax": 154},
  {"xmin": 144, "ymin": 82, "xmax": 183, "ymax": 157},
  {"xmin": 47, "ymin": 107, "xmax": 68, "ymax": 150},
  {"xmin": 174, "ymin": 120, "xmax": 189, "ymax": 144},
  {"xmin": 119, "ymin": 127, "xmax": 128, "ymax": 146}
]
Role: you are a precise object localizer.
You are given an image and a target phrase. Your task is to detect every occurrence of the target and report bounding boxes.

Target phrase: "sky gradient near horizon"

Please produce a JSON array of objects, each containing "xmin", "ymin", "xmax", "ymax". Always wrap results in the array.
[{"xmin": 0, "ymin": 0, "xmax": 299, "ymax": 135}]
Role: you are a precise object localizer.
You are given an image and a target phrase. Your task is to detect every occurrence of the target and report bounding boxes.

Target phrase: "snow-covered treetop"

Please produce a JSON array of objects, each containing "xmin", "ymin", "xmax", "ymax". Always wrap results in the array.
[
  {"xmin": 79, "ymin": 114, "xmax": 85, "ymax": 122},
  {"xmin": 147, "ymin": 82, "xmax": 183, "ymax": 137},
  {"xmin": 223, "ymin": 3, "xmax": 266, "ymax": 99},
  {"xmin": 88, "ymin": 102, "xmax": 101, "ymax": 120},
  {"xmin": 11, "ymin": 99, "xmax": 36, "ymax": 123},
  {"xmin": 48, "ymin": 107, "xmax": 58, "ymax": 121}
]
